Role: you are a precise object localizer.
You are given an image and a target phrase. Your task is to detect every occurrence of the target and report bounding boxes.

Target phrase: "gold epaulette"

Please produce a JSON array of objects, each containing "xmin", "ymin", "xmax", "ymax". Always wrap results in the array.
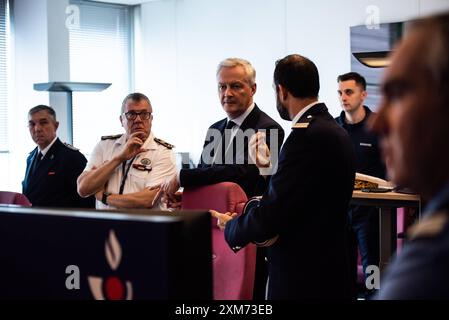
[
  {"xmin": 408, "ymin": 211, "xmax": 448, "ymax": 240},
  {"xmin": 292, "ymin": 114, "xmax": 314, "ymax": 129},
  {"xmin": 63, "ymin": 142, "xmax": 79, "ymax": 151},
  {"xmin": 154, "ymin": 137, "xmax": 175, "ymax": 149},
  {"xmin": 101, "ymin": 134, "xmax": 123, "ymax": 140}
]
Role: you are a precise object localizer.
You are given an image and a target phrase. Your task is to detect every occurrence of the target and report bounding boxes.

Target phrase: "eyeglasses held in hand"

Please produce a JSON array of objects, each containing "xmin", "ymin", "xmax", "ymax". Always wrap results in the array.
[{"xmin": 123, "ymin": 111, "xmax": 152, "ymax": 121}]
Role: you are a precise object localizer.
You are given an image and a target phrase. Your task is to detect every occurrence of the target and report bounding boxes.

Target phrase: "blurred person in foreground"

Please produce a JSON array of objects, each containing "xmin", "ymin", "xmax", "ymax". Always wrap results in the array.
[{"xmin": 371, "ymin": 12, "xmax": 449, "ymax": 299}]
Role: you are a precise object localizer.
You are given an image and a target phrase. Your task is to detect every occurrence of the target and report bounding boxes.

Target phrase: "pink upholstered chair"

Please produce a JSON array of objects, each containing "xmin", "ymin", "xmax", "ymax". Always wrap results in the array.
[
  {"xmin": 182, "ymin": 182, "xmax": 257, "ymax": 300},
  {"xmin": 0, "ymin": 191, "xmax": 31, "ymax": 206}
]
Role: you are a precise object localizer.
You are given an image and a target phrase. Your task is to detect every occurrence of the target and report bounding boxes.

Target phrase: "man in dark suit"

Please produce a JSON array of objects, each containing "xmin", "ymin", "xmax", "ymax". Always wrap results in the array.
[
  {"xmin": 22, "ymin": 105, "xmax": 94, "ymax": 208},
  {"xmin": 213, "ymin": 54, "xmax": 356, "ymax": 299},
  {"xmin": 372, "ymin": 12, "xmax": 449, "ymax": 299},
  {"xmin": 163, "ymin": 58, "xmax": 284, "ymax": 299},
  {"xmin": 164, "ymin": 58, "xmax": 284, "ymax": 199}
]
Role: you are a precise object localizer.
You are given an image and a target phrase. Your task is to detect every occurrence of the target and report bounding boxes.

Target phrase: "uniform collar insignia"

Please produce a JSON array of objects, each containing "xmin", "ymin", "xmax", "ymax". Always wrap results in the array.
[
  {"xmin": 154, "ymin": 137, "xmax": 175, "ymax": 149},
  {"xmin": 292, "ymin": 123, "xmax": 310, "ymax": 129},
  {"xmin": 101, "ymin": 134, "xmax": 123, "ymax": 140},
  {"xmin": 292, "ymin": 115, "xmax": 313, "ymax": 129}
]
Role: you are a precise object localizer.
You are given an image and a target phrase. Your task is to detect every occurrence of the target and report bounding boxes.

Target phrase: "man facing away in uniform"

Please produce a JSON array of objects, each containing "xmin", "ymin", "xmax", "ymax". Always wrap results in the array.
[
  {"xmin": 77, "ymin": 92, "xmax": 176, "ymax": 210},
  {"xmin": 372, "ymin": 12, "xmax": 449, "ymax": 299},
  {"xmin": 212, "ymin": 54, "xmax": 356, "ymax": 299},
  {"xmin": 335, "ymin": 72, "xmax": 386, "ymax": 297},
  {"xmin": 23, "ymin": 105, "xmax": 95, "ymax": 208}
]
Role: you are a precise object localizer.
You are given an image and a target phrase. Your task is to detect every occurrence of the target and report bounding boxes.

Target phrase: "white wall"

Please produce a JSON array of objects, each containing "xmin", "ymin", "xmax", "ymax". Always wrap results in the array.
[
  {"xmin": 11, "ymin": 0, "xmax": 49, "ymax": 154},
  {"xmin": 3, "ymin": 0, "xmax": 49, "ymax": 191},
  {"xmin": 136, "ymin": 0, "xmax": 449, "ymax": 162}
]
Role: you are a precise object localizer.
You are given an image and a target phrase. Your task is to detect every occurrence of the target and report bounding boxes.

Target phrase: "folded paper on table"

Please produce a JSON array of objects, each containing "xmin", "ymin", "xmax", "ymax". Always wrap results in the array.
[{"xmin": 354, "ymin": 172, "xmax": 394, "ymax": 190}]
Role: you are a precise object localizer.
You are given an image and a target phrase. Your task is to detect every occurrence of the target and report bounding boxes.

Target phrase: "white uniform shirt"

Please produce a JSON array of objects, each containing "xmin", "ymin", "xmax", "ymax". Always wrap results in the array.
[{"xmin": 86, "ymin": 132, "xmax": 176, "ymax": 210}]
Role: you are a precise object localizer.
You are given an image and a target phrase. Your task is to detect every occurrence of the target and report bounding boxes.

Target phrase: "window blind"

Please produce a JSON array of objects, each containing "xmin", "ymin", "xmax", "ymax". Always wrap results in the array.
[{"xmin": 0, "ymin": 0, "xmax": 10, "ymax": 152}]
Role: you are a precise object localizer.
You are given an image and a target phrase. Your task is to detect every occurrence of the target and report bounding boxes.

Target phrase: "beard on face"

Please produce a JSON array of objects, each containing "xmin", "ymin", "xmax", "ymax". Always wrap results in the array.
[{"xmin": 276, "ymin": 94, "xmax": 290, "ymax": 120}]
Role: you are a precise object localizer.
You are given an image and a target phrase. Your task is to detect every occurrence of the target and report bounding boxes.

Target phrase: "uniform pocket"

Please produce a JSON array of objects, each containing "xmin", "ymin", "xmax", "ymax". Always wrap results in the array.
[{"xmin": 128, "ymin": 170, "xmax": 150, "ymax": 191}]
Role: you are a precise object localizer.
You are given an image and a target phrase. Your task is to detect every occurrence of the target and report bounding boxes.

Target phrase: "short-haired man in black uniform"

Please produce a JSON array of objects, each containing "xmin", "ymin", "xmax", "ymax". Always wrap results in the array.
[
  {"xmin": 23, "ymin": 105, "xmax": 94, "ymax": 208},
  {"xmin": 336, "ymin": 72, "xmax": 386, "ymax": 297}
]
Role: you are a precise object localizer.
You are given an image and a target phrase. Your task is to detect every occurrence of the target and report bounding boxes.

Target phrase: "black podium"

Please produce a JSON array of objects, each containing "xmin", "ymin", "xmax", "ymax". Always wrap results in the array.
[{"xmin": 0, "ymin": 206, "xmax": 212, "ymax": 299}]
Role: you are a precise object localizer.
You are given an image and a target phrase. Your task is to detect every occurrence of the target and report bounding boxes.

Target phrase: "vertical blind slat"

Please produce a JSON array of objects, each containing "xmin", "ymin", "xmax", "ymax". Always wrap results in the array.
[{"xmin": 0, "ymin": 0, "xmax": 9, "ymax": 152}]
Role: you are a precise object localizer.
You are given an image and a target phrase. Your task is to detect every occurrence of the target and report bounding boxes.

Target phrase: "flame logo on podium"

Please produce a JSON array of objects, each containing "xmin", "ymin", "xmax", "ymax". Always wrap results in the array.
[{"xmin": 88, "ymin": 230, "xmax": 133, "ymax": 300}]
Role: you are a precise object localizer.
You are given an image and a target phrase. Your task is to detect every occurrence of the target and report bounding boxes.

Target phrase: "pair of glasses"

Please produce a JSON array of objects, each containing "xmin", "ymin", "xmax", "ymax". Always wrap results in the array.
[{"xmin": 123, "ymin": 111, "xmax": 152, "ymax": 121}]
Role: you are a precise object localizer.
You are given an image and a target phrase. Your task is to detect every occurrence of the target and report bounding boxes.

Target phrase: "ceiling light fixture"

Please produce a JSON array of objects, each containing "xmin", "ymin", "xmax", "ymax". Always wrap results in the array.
[{"xmin": 353, "ymin": 51, "xmax": 391, "ymax": 68}]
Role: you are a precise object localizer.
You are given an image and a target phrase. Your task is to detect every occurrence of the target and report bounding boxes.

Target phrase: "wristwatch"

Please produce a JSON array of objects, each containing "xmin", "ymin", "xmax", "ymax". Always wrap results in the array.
[{"xmin": 102, "ymin": 192, "xmax": 111, "ymax": 205}]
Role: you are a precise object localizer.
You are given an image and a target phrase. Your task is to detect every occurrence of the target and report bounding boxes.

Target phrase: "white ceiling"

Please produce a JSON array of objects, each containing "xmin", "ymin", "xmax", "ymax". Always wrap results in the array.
[{"xmin": 93, "ymin": 0, "xmax": 160, "ymax": 5}]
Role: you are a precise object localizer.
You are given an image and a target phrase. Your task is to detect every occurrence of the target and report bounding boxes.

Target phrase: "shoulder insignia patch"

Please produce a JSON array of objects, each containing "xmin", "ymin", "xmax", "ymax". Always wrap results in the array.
[
  {"xmin": 154, "ymin": 137, "xmax": 175, "ymax": 149},
  {"xmin": 408, "ymin": 211, "xmax": 448, "ymax": 240},
  {"xmin": 101, "ymin": 134, "xmax": 123, "ymax": 140},
  {"xmin": 292, "ymin": 115, "xmax": 314, "ymax": 129},
  {"xmin": 63, "ymin": 142, "xmax": 79, "ymax": 151}
]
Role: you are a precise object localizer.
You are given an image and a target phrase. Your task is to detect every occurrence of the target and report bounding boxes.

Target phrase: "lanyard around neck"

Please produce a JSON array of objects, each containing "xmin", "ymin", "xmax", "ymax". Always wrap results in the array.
[{"xmin": 119, "ymin": 156, "xmax": 136, "ymax": 195}]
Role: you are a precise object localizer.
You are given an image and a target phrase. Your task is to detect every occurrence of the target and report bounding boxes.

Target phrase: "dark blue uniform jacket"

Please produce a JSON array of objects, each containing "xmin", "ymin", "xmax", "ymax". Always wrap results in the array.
[
  {"xmin": 225, "ymin": 103, "xmax": 356, "ymax": 299},
  {"xmin": 22, "ymin": 138, "xmax": 94, "ymax": 208}
]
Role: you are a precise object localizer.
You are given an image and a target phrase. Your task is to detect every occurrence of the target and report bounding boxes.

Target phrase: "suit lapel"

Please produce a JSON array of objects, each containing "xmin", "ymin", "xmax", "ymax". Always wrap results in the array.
[
  {"xmin": 23, "ymin": 147, "xmax": 38, "ymax": 193},
  {"xmin": 217, "ymin": 119, "xmax": 229, "ymax": 164},
  {"xmin": 239, "ymin": 104, "xmax": 260, "ymax": 132},
  {"xmin": 199, "ymin": 119, "xmax": 227, "ymax": 167},
  {"xmin": 218, "ymin": 118, "xmax": 227, "ymax": 134},
  {"xmin": 27, "ymin": 139, "xmax": 62, "ymax": 191}
]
